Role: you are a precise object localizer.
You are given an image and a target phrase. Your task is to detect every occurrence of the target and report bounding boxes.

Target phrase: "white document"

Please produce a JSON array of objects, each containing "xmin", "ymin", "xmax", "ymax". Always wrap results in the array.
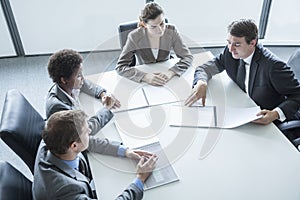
[
  {"xmin": 113, "ymin": 87, "xmax": 149, "ymax": 113},
  {"xmin": 169, "ymin": 105, "xmax": 262, "ymax": 128},
  {"xmin": 141, "ymin": 86, "xmax": 180, "ymax": 106},
  {"xmin": 114, "ymin": 108, "xmax": 161, "ymax": 148}
]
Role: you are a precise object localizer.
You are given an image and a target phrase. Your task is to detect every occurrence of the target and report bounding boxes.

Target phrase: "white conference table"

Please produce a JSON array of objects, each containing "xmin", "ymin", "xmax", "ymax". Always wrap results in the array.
[{"xmin": 80, "ymin": 52, "xmax": 300, "ymax": 200}]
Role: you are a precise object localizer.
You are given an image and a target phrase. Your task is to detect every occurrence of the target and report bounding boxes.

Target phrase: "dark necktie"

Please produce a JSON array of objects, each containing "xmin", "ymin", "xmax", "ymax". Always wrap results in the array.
[
  {"xmin": 79, "ymin": 157, "xmax": 92, "ymax": 181},
  {"xmin": 236, "ymin": 59, "xmax": 246, "ymax": 92}
]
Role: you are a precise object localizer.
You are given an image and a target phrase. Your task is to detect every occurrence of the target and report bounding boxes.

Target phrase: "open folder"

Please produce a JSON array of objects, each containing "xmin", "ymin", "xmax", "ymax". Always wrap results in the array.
[
  {"xmin": 169, "ymin": 105, "xmax": 262, "ymax": 128},
  {"xmin": 132, "ymin": 142, "xmax": 179, "ymax": 190}
]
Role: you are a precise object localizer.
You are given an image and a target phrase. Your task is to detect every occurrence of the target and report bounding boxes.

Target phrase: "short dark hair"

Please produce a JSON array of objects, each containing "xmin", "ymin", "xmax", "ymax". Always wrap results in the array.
[
  {"xmin": 47, "ymin": 49, "xmax": 83, "ymax": 84},
  {"xmin": 42, "ymin": 110, "xmax": 88, "ymax": 155},
  {"xmin": 139, "ymin": 2, "xmax": 164, "ymax": 24},
  {"xmin": 227, "ymin": 19, "xmax": 258, "ymax": 44}
]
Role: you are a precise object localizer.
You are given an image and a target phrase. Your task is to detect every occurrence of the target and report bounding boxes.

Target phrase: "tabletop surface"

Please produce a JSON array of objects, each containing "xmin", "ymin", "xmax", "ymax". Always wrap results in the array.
[{"xmin": 80, "ymin": 52, "xmax": 300, "ymax": 200}]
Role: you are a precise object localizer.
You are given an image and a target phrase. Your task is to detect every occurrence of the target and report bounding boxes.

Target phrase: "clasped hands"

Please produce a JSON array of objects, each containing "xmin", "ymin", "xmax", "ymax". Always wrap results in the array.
[
  {"xmin": 142, "ymin": 70, "xmax": 176, "ymax": 86},
  {"xmin": 184, "ymin": 80, "xmax": 279, "ymax": 125},
  {"xmin": 125, "ymin": 149, "xmax": 158, "ymax": 183}
]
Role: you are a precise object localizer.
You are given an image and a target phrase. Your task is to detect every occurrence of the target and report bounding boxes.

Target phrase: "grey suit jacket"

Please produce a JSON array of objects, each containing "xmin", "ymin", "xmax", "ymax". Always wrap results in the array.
[
  {"xmin": 46, "ymin": 79, "xmax": 113, "ymax": 135},
  {"xmin": 33, "ymin": 141, "xmax": 143, "ymax": 200},
  {"xmin": 116, "ymin": 24, "xmax": 193, "ymax": 82},
  {"xmin": 194, "ymin": 43, "xmax": 300, "ymax": 120}
]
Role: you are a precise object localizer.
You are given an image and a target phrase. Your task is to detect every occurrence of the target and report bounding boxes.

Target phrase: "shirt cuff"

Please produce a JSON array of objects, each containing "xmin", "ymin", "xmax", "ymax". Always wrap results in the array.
[
  {"xmin": 95, "ymin": 87, "xmax": 106, "ymax": 99},
  {"xmin": 274, "ymin": 107, "xmax": 286, "ymax": 122},
  {"xmin": 133, "ymin": 178, "xmax": 144, "ymax": 191},
  {"xmin": 117, "ymin": 145, "xmax": 128, "ymax": 157}
]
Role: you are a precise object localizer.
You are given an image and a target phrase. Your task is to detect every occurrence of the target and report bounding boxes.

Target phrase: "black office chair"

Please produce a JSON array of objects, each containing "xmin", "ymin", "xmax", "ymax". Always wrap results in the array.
[
  {"xmin": 0, "ymin": 89, "xmax": 45, "ymax": 173},
  {"xmin": 118, "ymin": 21, "xmax": 139, "ymax": 67},
  {"xmin": 0, "ymin": 161, "xmax": 32, "ymax": 200},
  {"xmin": 118, "ymin": 18, "xmax": 169, "ymax": 67},
  {"xmin": 278, "ymin": 48, "xmax": 300, "ymax": 148}
]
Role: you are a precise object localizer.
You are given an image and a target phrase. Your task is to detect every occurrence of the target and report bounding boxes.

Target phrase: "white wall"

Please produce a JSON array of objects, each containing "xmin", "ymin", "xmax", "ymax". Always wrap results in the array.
[{"xmin": 0, "ymin": 6, "xmax": 16, "ymax": 57}]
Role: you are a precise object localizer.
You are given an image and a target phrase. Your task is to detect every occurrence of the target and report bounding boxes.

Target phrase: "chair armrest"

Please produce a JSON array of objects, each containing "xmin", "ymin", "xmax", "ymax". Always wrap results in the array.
[{"xmin": 277, "ymin": 120, "xmax": 300, "ymax": 131}]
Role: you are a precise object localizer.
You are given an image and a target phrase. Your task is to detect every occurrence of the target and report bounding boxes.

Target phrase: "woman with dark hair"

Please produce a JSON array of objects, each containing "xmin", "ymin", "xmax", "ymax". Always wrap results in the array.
[
  {"xmin": 116, "ymin": 2, "xmax": 193, "ymax": 86},
  {"xmin": 46, "ymin": 49, "xmax": 121, "ymax": 135}
]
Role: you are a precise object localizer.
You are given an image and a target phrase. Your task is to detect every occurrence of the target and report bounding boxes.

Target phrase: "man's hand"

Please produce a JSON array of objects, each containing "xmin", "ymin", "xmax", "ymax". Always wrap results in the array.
[
  {"xmin": 101, "ymin": 93, "xmax": 121, "ymax": 109},
  {"xmin": 252, "ymin": 109, "xmax": 279, "ymax": 125},
  {"xmin": 136, "ymin": 155, "xmax": 158, "ymax": 183},
  {"xmin": 125, "ymin": 149, "xmax": 155, "ymax": 160},
  {"xmin": 184, "ymin": 80, "xmax": 207, "ymax": 106}
]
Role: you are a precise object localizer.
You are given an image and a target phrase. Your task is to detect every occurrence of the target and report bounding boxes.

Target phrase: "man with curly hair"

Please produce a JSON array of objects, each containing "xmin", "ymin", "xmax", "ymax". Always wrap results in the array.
[{"xmin": 46, "ymin": 49, "xmax": 120, "ymax": 135}]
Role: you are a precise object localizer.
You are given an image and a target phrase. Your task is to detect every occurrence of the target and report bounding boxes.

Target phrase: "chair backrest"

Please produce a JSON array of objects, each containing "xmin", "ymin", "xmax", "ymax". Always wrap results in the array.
[
  {"xmin": 0, "ymin": 161, "xmax": 32, "ymax": 200},
  {"xmin": 118, "ymin": 21, "xmax": 139, "ymax": 67},
  {"xmin": 118, "ymin": 21, "xmax": 139, "ymax": 50},
  {"xmin": 287, "ymin": 48, "xmax": 300, "ymax": 80},
  {"xmin": 0, "ymin": 89, "xmax": 45, "ymax": 174}
]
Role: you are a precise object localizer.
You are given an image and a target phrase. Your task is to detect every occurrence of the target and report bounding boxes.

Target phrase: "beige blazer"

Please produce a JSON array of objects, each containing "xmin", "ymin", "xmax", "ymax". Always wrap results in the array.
[{"xmin": 116, "ymin": 24, "xmax": 193, "ymax": 82}]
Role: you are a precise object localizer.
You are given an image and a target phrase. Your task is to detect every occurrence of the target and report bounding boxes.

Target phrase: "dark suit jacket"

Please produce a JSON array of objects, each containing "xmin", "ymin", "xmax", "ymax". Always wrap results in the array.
[
  {"xmin": 33, "ymin": 141, "xmax": 143, "ymax": 200},
  {"xmin": 46, "ymin": 79, "xmax": 113, "ymax": 135},
  {"xmin": 116, "ymin": 24, "xmax": 193, "ymax": 82},
  {"xmin": 194, "ymin": 44, "xmax": 300, "ymax": 120}
]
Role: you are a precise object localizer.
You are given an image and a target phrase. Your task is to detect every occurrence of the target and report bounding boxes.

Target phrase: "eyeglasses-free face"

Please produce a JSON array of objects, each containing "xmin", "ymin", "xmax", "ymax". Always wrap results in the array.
[
  {"xmin": 145, "ymin": 14, "xmax": 166, "ymax": 37},
  {"xmin": 226, "ymin": 34, "xmax": 256, "ymax": 59}
]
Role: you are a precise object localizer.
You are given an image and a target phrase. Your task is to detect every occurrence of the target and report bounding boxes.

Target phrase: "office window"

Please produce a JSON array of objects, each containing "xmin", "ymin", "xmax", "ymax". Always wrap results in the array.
[
  {"xmin": 0, "ymin": 6, "xmax": 16, "ymax": 57},
  {"xmin": 156, "ymin": 0, "xmax": 263, "ymax": 47},
  {"xmin": 264, "ymin": 0, "xmax": 300, "ymax": 44},
  {"xmin": 9, "ymin": 0, "xmax": 145, "ymax": 55}
]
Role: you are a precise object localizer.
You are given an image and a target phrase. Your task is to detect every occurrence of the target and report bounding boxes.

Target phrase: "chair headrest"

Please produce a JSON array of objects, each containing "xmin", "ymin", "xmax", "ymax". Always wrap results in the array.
[
  {"xmin": 287, "ymin": 48, "xmax": 300, "ymax": 80},
  {"xmin": 0, "ymin": 89, "xmax": 44, "ymax": 156},
  {"xmin": 0, "ymin": 161, "xmax": 32, "ymax": 200}
]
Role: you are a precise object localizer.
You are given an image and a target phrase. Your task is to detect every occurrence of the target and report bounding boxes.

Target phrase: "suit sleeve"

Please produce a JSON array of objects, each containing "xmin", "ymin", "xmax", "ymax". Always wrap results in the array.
[
  {"xmin": 88, "ymin": 136, "xmax": 120, "ymax": 156},
  {"xmin": 53, "ymin": 184, "xmax": 97, "ymax": 200},
  {"xmin": 81, "ymin": 79, "xmax": 106, "ymax": 99},
  {"xmin": 115, "ymin": 33, "xmax": 146, "ymax": 82},
  {"xmin": 80, "ymin": 79, "xmax": 113, "ymax": 135},
  {"xmin": 115, "ymin": 183, "xmax": 143, "ymax": 200},
  {"xmin": 269, "ymin": 62, "xmax": 300, "ymax": 119},
  {"xmin": 88, "ymin": 107, "xmax": 113, "ymax": 135},
  {"xmin": 193, "ymin": 49, "xmax": 228, "ymax": 86},
  {"xmin": 169, "ymin": 26, "xmax": 193, "ymax": 76}
]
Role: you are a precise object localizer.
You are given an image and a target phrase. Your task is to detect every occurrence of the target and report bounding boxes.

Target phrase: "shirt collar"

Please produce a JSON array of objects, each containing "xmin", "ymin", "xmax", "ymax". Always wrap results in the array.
[
  {"xmin": 62, "ymin": 156, "xmax": 80, "ymax": 170},
  {"xmin": 57, "ymin": 84, "xmax": 81, "ymax": 108},
  {"xmin": 243, "ymin": 50, "xmax": 255, "ymax": 65}
]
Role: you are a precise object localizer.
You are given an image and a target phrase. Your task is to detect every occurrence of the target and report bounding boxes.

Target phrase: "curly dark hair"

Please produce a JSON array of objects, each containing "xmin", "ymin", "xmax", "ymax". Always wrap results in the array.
[
  {"xmin": 227, "ymin": 19, "xmax": 258, "ymax": 44},
  {"xmin": 47, "ymin": 49, "xmax": 83, "ymax": 84},
  {"xmin": 139, "ymin": 2, "xmax": 164, "ymax": 24},
  {"xmin": 42, "ymin": 110, "xmax": 88, "ymax": 155}
]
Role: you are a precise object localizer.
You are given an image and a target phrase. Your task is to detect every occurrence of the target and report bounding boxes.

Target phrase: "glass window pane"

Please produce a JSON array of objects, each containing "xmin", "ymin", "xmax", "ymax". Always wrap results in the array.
[
  {"xmin": 0, "ymin": 6, "xmax": 16, "ymax": 57},
  {"xmin": 10, "ymin": 0, "xmax": 145, "ymax": 54},
  {"xmin": 156, "ymin": 0, "xmax": 263, "ymax": 47},
  {"xmin": 265, "ymin": 0, "xmax": 300, "ymax": 44}
]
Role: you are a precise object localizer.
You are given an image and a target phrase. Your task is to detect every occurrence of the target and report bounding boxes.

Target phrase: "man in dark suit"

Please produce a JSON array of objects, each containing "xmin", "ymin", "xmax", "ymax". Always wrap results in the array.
[
  {"xmin": 185, "ymin": 19, "xmax": 300, "ymax": 125},
  {"xmin": 33, "ymin": 110, "xmax": 157, "ymax": 200}
]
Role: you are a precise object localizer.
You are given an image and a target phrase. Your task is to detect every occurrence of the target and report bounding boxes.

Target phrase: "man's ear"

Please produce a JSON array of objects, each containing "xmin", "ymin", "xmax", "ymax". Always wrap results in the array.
[
  {"xmin": 70, "ymin": 142, "xmax": 77, "ymax": 151},
  {"xmin": 60, "ymin": 77, "xmax": 67, "ymax": 85},
  {"xmin": 250, "ymin": 39, "xmax": 257, "ymax": 46}
]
